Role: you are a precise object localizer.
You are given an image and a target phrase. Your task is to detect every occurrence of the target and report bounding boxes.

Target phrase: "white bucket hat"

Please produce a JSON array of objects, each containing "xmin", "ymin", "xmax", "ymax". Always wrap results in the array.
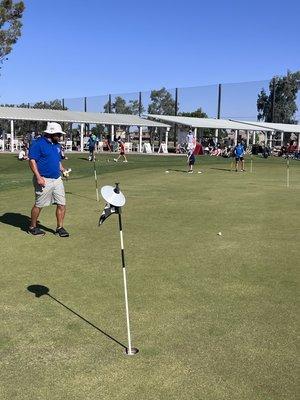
[{"xmin": 44, "ymin": 122, "xmax": 66, "ymax": 135}]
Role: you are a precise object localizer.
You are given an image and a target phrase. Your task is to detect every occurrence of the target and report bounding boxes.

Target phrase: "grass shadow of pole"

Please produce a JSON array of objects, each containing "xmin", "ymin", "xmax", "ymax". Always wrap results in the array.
[
  {"xmin": 210, "ymin": 167, "xmax": 232, "ymax": 172},
  {"xmin": 168, "ymin": 169, "xmax": 188, "ymax": 173},
  {"xmin": 65, "ymin": 192, "xmax": 96, "ymax": 202},
  {"xmin": 27, "ymin": 284, "xmax": 127, "ymax": 350}
]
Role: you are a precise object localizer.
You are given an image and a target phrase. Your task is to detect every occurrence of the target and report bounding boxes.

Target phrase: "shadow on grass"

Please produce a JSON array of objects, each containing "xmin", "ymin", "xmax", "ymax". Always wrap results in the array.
[
  {"xmin": 0, "ymin": 213, "xmax": 55, "ymax": 233},
  {"xmin": 168, "ymin": 169, "xmax": 188, "ymax": 173},
  {"xmin": 65, "ymin": 191, "xmax": 96, "ymax": 202},
  {"xmin": 27, "ymin": 284, "xmax": 127, "ymax": 350},
  {"xmin": 210, "ymin": 167, "xmax": 232, "ymax": 172}
]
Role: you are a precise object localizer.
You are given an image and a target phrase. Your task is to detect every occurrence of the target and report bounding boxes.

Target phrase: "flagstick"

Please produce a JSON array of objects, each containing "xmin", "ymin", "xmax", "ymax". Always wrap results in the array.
[
  {"xmin": 93, "ymin": 157, "xmax": 99, "ymax": 201},
  {"xmin": 118, "ymin": 211, "xmax": 138, "ymax": 355},
  {"xmin": 250, "ymin": 154, "xmax": 253, "ymax": 173},
  {"xmin": 287, "ymin": 158, "xmax": 290, "ymax": 188}
]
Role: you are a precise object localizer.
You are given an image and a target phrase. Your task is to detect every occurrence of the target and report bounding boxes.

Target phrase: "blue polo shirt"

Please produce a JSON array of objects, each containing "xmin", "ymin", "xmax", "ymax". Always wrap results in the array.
[
  {"xmin": 235, "ymin": 144, "xmax": 244, "ymax": 157},
  {"xmin": 29, "ymin": 136, "xmax": 62, "ymax": 179}
]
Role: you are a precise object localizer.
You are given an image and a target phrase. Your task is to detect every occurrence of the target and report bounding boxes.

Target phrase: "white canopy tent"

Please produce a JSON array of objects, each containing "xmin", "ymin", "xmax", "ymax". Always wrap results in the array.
[
  {"xmin": 0, "ymin": 107, "xmax": 170, "ymax": 152},
  {"xmin": 230, "ymin": 119, "xmax": 300, "ymax": 149},
  {"xmin": 147, "ymin": 114, "xmax": 274, "ymax": 146}
]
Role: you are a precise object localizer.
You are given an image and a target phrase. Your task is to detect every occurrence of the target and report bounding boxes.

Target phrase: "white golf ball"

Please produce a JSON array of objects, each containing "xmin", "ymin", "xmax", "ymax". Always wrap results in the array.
[
  {"xmin": 198, "ymin": 171, "xmax": 202, "ymax": 174},
  {"xmin": 165, "ymin": 171, "xmax": 169, "ymax": 173},
  {"xmin": 217, "ymin": 232, "xmax": 222, "ymax": 236}
]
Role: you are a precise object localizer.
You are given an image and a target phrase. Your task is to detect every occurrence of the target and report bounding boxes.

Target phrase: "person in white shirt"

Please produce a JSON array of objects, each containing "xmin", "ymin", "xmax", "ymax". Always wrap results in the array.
[
  {"xmin": 186, "ymin": 129, "xmax": 195, "ymax": 151},
  {"xmin": 18, "ymin": 147, "xmax": 28, "ymax": 160}
]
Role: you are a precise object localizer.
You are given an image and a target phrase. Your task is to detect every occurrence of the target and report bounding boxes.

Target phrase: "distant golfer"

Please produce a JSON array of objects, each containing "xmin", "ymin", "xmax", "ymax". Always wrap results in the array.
[
  {"xmin": 28, "ymin": 122, "xmax": 69, "ymax": 237},
  {"xmin": 187, "ymin": 148, "xmax": 195, "ymax": 173},
  {"xmin": 88, "ymin": 133, "xmax": 97, "ymax": 161},
  {"xmin": 234, "ymin": 142, "xmax": 245, "ymax": 172},
  {"xmin": 114, "ymin": 139, "xmax": 128, "ymax": 163},
  {"xmin": 187, "ymin": 129, "xmax": 195, "ymax": 151}
]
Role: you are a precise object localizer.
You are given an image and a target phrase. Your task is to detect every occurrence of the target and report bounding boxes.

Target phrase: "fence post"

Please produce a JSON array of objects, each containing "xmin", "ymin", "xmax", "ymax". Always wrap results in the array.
[
  {"xmin": 138, "ymin": 91, "xmax": 142, "ymax": 116},
  {"xmin": 174, "ymin": 88, "xmax": 178, "ymax": 147},
  {"xmin": 217, "ymin": 83, "xmax": 222, "ymax": 119},
  {"xmin": 108, "ymin": 94, "xmax": 112, "ymax": 138},
  {"xmin": 108, "ymin": 94, "xmax": 112, "ymax": 113},
  {"xmin": 84, "ymin": 97, "xmax": 87, "ymax": 135},
  {"xmin": 215, "ymin": 83, "xmax": 222, "ymax": 145},
  {"xmin": 271, "ymin": 78, "xmax": 276, "ymax": 122}
]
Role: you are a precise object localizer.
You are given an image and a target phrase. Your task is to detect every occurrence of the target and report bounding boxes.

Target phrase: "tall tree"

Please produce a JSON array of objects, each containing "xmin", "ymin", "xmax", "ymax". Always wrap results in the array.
[
  {"xmin": 0, "ymin": 99, "xmax": 68, "ymax": 135},
  {"xmin": 148, "ymin": 87, "xmax": 176, "ymax": 115},
  {"xmin": 33, "ymin": 99, "xmax": 67, "ymax": 111},
  {"xmin": 147, "ymin": 88, "xmax": 176, "ymax": 144},
  {"xmin": 103, "ymin": 96, "xmax": 128, "ymax": 114},
  {"xmin": 0, "ymin": 0, "xmax": 25, "ymax": 67},
  {"xmin": 257, "ymin": 71, "xmax": 300, "ymax": 123},
  {"xmin": 128, "ymin": 99, "xmax": 144, "ymax": 115},
  {"xmin": 103, "ymin": 96, "xmax": 144, "ymax": 115},
  {"xmin": 179, "ymin": 107, "xmax": 208, "ymax": 118}
]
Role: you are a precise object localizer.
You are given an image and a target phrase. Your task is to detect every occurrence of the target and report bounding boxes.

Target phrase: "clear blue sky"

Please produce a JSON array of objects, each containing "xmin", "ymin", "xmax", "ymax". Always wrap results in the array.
[{"xmin": 1, "ymin": 0, "xmax": 299, "ymax": 105}]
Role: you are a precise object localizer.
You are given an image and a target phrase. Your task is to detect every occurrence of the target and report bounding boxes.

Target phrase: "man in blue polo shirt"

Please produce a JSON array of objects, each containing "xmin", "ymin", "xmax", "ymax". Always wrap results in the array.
[
  {"xmin": 234, "ymin": 142, "xmax": 246, "ymax": 172},
  {"xmin": 28, "ymin": 122, "xmax": 69, "ymax": 237}
]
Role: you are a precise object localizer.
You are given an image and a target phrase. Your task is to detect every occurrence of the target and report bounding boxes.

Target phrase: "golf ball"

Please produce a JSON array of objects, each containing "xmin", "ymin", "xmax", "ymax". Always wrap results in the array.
[
  {"xmin": 217, "ymin": 232, "xmax": 222, "ymax": 236},
  {"xmin": 165, "ymin": 171, "xmax": 169, "ymax": 173},
  {"xmin": 198, "ymin": 171, "xmax": 202, "ymax": 174}
]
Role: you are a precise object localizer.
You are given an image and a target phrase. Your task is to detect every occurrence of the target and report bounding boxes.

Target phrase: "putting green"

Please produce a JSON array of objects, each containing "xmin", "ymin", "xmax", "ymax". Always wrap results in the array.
[{"xmin": 0, "ymin": 153, "xmax": 298, "ymax": 400}]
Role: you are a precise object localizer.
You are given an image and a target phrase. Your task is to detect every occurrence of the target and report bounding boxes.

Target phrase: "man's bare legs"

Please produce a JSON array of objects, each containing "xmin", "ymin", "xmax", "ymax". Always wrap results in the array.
[
  {"xmin": 241, "ymin": 159, "xmax": 245, "ymax": 171},
  {"xmin": 114, "ymin": 154, "xmax": 128, "ymax": 162},
  {"xmin": 56, "ymin": 204, "xmax": 66, "ymax": 228},
  {"xmin": 30, "ymin": 205, "xmax": 42, "ymax": 228}
]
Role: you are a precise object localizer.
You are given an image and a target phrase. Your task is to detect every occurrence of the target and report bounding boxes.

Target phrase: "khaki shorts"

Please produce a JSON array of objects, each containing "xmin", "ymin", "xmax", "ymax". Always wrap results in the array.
[{"xmin": 33, "ymin": 176, "xmax": 66, "ymax": 207}]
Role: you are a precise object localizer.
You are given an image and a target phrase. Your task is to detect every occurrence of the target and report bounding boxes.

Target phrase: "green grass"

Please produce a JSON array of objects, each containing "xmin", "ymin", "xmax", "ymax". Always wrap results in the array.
[{"xmin": 0, "ymin": 153, "xmax": 298, "ymax": 400}]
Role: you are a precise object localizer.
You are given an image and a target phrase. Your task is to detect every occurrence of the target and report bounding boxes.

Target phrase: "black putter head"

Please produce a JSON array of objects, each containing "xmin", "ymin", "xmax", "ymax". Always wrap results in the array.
[{"xmin": 27, "ymin": 284, "xmax": 49, "ymax": 298}]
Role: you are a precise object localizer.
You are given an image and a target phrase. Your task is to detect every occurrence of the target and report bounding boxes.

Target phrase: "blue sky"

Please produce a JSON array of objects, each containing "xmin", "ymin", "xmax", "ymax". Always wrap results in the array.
[{"xmin": 0, "ymin": 0, "xmax": 299, "ymax": 106}]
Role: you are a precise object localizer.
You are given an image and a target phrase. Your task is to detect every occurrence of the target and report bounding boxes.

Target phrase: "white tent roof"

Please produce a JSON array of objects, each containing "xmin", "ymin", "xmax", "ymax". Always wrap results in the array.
[
  {"xmin": 0, "ymin": 106, "xmax": 169, "ymax": 128},
  {"xmin": 147, "ymin": 114, "xmax": 274, "ymax": 131},
  {"xmin": 231, "ymin": 120, "xmax": 300, "ymax": 134}
]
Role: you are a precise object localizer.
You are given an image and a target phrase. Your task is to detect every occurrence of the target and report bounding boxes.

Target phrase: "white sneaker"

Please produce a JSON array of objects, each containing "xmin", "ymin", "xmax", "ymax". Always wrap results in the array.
[
  {"xmin": 123, "ymin": 160, "xmax": 128, "ymax": 163},
  {"xmin": 113, "ymin": 159, "xmax": 118, "ymax": 162}
]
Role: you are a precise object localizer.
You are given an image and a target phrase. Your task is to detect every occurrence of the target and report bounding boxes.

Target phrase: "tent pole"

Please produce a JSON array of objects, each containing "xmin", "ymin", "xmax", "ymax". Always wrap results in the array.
[
  {"xmin": 111, "ymin": 125, "xmax": 114, "ymax": 144},
  {"xmin": 246, "ymin": 130, "xmax": 249, "ymax": 147},
  {"xmin": 165, "ymin": 127, "xmax": 170, "ymax": 148},
  {"xmin": 215, "ymin": 129, "xmax": 218, "ymax": 145},
  {"xmin": 10, "ymin": 120, "xmax": 14, "ymax": 152},
  {"xmin": 80, "ymin": 123, "xmax": 84, "ymax": 152},
  {"xmin": 139, "ymin": 126, "xmax": 143, "ymax": 152}
]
